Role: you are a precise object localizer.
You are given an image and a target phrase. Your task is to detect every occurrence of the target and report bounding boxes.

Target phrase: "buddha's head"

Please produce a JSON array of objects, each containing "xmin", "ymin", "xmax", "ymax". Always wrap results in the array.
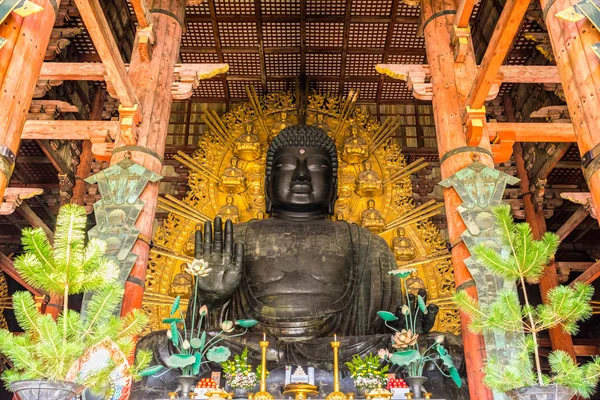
[
  {"xmin": 396, "ymin": 227, "xmax": 406, "ymax": 237},
  {"xmin": 265, "ymin": 125, "xmax": 338, "ymax": 218},
  {"xmin": 226, "ymin": 195, "xmax": 234, "ymax": 205}
]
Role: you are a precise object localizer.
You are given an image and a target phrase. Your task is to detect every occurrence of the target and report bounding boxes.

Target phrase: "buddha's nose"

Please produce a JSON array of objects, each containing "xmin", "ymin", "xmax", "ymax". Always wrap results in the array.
[{"xmin": 293, "ymin": 162, "xmax": 311, "ymax": 182}]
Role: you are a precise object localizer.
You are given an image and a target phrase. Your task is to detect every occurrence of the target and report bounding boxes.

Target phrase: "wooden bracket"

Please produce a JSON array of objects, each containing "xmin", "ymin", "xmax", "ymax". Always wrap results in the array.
[
  {"xmin": 0, "ymin": 188, "xmax": 44, "ymax": 215},
  {"xmin": 561, "ymin": 192, "xmax": 598, "ymax": 220},
  {"xmin": 451, "ymin": 25, "xmax": 471, "ymax": 63},
  {"xmin": 137, "ymin": 24, "xmax": 155, "ymax": 63},
  {"xmin": 490, "ymin": 129, "xmax": 516, "ymax": 163},
  {"xmin": 91, "ymin": 142, "xmax": 115, "ymax": 163},
  {"xmin": 118, "ymin": 104, "xmax": 142, "ymax": 146},
  {"xmin": 171, "ymin": 63, "xmax": 230, "ymax": 100},
  {"xmin": 464, "ymin": 106, "xmax": 486, "ymax": 145}
]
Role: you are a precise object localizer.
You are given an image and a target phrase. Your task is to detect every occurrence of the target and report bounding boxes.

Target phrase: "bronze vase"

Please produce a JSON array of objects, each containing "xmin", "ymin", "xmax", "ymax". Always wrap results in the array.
[
  {"xmin": 177, "ymin": 375, "xmax": 199, "ymax": 398},
  {"xmin": 505, "ymin": 385, "xmax": 575, "ymax": 400},
  {"xmin": 10, "ymin": 380, "xmax": 85, "ymax": 400},
  {"xmin": 404, "ymin": 376, "xmax": 428, "ymax": 399}
]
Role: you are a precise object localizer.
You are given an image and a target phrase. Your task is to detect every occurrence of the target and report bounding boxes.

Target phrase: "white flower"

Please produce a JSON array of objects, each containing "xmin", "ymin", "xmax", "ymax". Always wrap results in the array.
[
  {"xmin": 182, "ymin": 340, "xmax": 191, "ymax": 350},
  {"xmin": 435, "ymin": 335, "xmax": 445, "ymax": 344},
  {"xmin": 401, "ymin": 305, "xmax": 410, "ymax": 315},
  {"xmin": 185, "ymin": 258, "xmax": 212, "ymax": 277},
  {"xmin": 221, "ymin": 321, "xmax": 235, "ymax": 333},
  {"xmin": 167, "ymin": 329, "xmax": 172, "ymax": 339}
]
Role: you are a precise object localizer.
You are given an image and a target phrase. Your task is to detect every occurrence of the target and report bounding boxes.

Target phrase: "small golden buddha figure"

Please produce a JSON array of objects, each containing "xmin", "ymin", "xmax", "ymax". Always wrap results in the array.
[
  {"xmin": 341, "ymin": 126, "xmax": 369, "ymax": 164},
  {"xmin": 392, "ymin": 227, "xmax": 417, "ymax": 262},
  {"xmin": 270, "ymin": 111, "xmax": 292, "ymax": 139},
  {"xmin": 168, "ymin": 263, "xmax": 194, "ymax": 298},
  {"xmin": 314, "ymin": 114, "xmax": 333, "ymax": 138},
  {"xmin": 218, "ymin": 158, "xmax": 247, "ymax": 194},
  {"xmin": 406, "ymin": 270, "xmax": 426, "ymax": 297},
  {"xmin": 218, "ymin": 195, "xmax": 240, "ymax": 223},
  {"xmin": 361, "ymin": 199, "xmax": 386, "ymax": 233},
  {"xmin": 355, "ymin": 161, "xmax": 383, "ymax": 197},
  {"xmin": 234, "ymin": 124, "xmax": 262, "ymax": 161}
]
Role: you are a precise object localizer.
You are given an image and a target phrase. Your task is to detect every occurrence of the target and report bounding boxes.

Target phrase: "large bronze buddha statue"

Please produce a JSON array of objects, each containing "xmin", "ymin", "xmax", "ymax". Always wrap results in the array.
[{"xmin": 136, "ymin": 126, "xmax": 438, "ymax": 374}]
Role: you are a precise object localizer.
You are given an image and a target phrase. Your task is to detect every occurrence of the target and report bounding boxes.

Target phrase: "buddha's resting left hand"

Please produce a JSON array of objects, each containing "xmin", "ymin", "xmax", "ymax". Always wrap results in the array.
[{"xmin": 194, "ymin": 216, "xmax": 244, "ymax": 309}]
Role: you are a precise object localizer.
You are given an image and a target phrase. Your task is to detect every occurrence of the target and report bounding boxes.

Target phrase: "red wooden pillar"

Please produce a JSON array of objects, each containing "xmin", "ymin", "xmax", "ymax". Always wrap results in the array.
[
  {"xmin": 0, "ymin": 0, "xmax": 60, "ymax": 200},
  {"xmin": 540, "ymin": 0, "xmax": 600, "ymax": 220},
  {"xmin": 112, "ymin": 0, "xmax": 185, "ymax": 316},
  {"xmin": 421, "ymin": 0, "xmax": 494, "ymax": 398}
]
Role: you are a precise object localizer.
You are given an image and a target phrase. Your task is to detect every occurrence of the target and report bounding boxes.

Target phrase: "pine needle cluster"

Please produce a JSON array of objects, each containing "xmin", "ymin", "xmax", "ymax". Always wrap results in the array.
[
  {"xmin": 0, "ymin": 204, "xmax": 150, "ymax": 392},
  {"xmin": 454, "ymin": 204, "xmax": 599, "ymax": 397}
]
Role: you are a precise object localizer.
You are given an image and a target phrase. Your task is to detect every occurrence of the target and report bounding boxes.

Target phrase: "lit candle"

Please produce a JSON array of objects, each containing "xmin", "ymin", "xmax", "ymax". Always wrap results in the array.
[
  {"xmin": 263, "ymin": 332, "xmax": 267, "ymax": 342},
  {"xmin": 255, "ymin": 333, "xmax": 273, "ymax": 400},
  {"xmin": 327, "ymin": 336, "xmax": 345, "ymax": 400},
  {"xmin": 334, "ymin": 333, "xmax": 337, "ymax": 342}
]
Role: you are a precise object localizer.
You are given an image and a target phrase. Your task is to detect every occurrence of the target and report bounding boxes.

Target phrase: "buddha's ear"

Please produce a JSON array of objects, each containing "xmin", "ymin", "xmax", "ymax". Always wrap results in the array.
[
  {"xmin": 265, "ymin": 177, "xmax": 273, "ymax": 215},
  {"xmin": 328, "ymin": 177, "xmax": 338, "ymax": 216}
]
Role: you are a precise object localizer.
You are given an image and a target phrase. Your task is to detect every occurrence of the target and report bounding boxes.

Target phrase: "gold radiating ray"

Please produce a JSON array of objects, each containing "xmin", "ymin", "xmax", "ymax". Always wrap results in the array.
[
  {"xmin": 150, "ymin": 245, "xmax": 193, "ymax": 263},
  {"xmin": 383, "ymin": 157, "xmax": 429, "ymax": 185},
  {"xmin": 591, "ymin": 300, "xmax": 600, "ymax": 315},
  {"xmin": 384, "ymin": 200, "xmax": 445, "ymax": 233},
  {"xmin": 157, "ymin": 195, "xmax": 211, "ymax": 224},
  {"xmin": 246, "ymin": 86, "xmax": 271, "ymax": 137},
  {"xmin": 173, "ymin": 151, "xmax": 219, "ymax": 182},
  {"xmin": 333, "ymin": 89, "xmax": 359, "ymax": 139},
  {"xmin": 201, "ymin": 110, "xmax": 235, "ymax": 150},
  {"xmin": 143, "ymin": 291, "xmax": 190, "ymax": 307},
  {"xmin": 369, "ymin": 116, "xmax": 402, "ymax": 153}
]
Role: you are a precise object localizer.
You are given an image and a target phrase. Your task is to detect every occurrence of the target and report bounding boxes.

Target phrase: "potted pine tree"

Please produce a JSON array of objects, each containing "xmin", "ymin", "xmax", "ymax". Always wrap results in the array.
[
  {"xmin": 454, "ymin": 205, "xmax": 600, "ymax": 400},
  {"xmin": 0, "ymin": 204, "xmax": 151, "ymax": 400}
]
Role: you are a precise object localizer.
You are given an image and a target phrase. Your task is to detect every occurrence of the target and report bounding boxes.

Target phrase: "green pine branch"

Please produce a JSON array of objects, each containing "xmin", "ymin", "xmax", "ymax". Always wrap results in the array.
[
  {"xmin": 0, "ymin": 204, "xmax": 151, "ymax": 392},
  {"xmin": 454, "ymin": 204, "xmax": 597, "ymax": 396}
]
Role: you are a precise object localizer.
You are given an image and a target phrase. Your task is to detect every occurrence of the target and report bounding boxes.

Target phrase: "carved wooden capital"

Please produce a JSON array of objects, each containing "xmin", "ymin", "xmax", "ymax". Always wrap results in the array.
[{"xmin": 118, "ymin": 104, "xmax": 142, "ymax": 146}]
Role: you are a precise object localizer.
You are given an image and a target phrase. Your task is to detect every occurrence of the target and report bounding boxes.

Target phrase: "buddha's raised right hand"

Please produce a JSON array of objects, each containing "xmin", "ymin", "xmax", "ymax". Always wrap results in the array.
[{"xmin": 193, "ymin": 216, "xmax": 244, "ymax": 309}]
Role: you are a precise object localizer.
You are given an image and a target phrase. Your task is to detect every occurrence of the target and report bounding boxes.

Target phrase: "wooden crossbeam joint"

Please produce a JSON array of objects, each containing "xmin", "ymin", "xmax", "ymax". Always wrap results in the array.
[
  {"xmin": 464, "ymin": 106, "xmax": 486, "ymax": 146},
  {"xmin": 490, "ymin": 129, "xmax": 516, "ymax": 163},
  {"xmin": 137, "ymin": 25, "xmax": 155, "ymax": 63},
  {"xmin": 118, "ymin": 105, "xmax": 142, "ymax": 146},
  {"xmin": 451, "ymin": 25, "xmax": 471, "ymax": 63}
]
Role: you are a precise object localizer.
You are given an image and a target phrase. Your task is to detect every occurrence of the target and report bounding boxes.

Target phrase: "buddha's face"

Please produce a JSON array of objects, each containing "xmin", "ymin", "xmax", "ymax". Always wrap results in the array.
[{"xmin": 268, "ymin": 146, "xmax": 334, "ymax": 213}]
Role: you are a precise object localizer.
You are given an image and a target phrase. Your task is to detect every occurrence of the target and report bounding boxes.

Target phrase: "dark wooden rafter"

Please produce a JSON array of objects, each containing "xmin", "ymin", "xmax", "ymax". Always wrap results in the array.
[
  {"xmin": 569, "ymin": 260, "xmax": 600, "ymax": 286},
  {"xmin": 555, "ymin": 206, "xmax": 590, "ymax": 241},
  {"xmin": 0, "ymin": 252, "xmax": 43, "ymax": 297},
  {"xmin": 532, "ymin": 143, "xmax": 571, "ymax": 183},
  {"xmin": 377, "ymin": 0, "xmax": 400, "ymax": 121},
  {"xmin": 254, "ymin": 0, "xmax": 268, "ymax": 93},
  {"xmin": 206, "ymin": 0, "xmax": 230, "ymax": 110},
  {"xmin": 339, "ymin": 0, "xmax": 352, "ymax": 97},
  {"xmin": 16, "ymin": 201, "xmax": 54, "ymax": 240}
]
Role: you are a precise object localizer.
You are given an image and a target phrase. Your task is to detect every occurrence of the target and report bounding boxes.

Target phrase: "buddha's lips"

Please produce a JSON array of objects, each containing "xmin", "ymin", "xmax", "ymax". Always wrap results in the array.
[{"xmin": 289, "ymin": 183, "xmax": 313, "ymax": 193}]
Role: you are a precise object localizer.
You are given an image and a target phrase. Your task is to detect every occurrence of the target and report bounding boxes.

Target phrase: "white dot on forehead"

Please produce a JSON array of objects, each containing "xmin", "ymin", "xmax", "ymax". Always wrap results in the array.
[{"xmin": 299, "ymin": 149, "xmax": 305, "ymax": 154}]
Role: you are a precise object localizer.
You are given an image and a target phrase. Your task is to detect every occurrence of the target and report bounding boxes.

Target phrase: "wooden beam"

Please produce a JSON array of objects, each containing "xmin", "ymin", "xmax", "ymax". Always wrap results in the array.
[
  {"xmin": 16, "ymin": 201, "xmax": 54, "ymax": 240},
  {"xmin": 534, "ymin": 143, "xmax": 571, "ymax": 182},
  {"xmin": 0, "ymin": 252, "xmax": 43, "ymax": 297},
  {"xmin": 35, "ymin": 140, "xmax": 69, "ymax": 175},
  {"xmin": 39, "ymin": 62, "xmax": 107, "ymax": 80},
  {"xmin": 555, "ymin": 206, "xmax": 590, "ymax": 241},
  {"xmin": 465, "ymin": 0, "xmax": 531, "ymax": 109},
  {"xmin": 22, "ymin": 120, "xmax": 118, "ymax": 141},
  {"xmin": 455, "ymin": 0, "xmax": 476, "ymax": 27},
  {"xmin": 570, "ymin": 260, "xmax": 600, "ymax": 286},
  {"xmin": 72, "ymin": 0, "xmax": 139, "ymax": 109},
  {"xmin": 129, "ymin": 0, "xmax": 152, "ymax": 28},
  {"xmin": 377, "ymin": 64, "xmax": 561, "ymax": 84},
  {"xmin": 487, "ymin": 122, "xmax": 576, "ymax": 142}
]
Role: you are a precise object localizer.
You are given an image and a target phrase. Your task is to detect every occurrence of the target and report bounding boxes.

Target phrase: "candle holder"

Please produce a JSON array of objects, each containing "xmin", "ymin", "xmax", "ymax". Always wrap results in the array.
[
  {"xmin": 252, "ymin": 340, "xmax": 274, "ymax": 400},
  {"xmin": 326, "ymin": 341, "xmax": 348, "ymax": 400}
]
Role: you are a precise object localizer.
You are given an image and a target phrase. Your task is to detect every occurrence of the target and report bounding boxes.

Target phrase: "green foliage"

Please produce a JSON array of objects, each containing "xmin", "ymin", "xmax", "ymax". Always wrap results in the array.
[
  {"xmin": 345, "ymin": 354, "xmax": 389, "ymax": 381},
  {"xmin": 0, "ymin": 204, "xmax": 149, "ymax": 393},
  {"xmin": 222, "ymin": 348, "xmax": 253, "ymax": 377},
  {"xmin": 453, "ymin": 204, "xmax": 598, "ymax": 396}
]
